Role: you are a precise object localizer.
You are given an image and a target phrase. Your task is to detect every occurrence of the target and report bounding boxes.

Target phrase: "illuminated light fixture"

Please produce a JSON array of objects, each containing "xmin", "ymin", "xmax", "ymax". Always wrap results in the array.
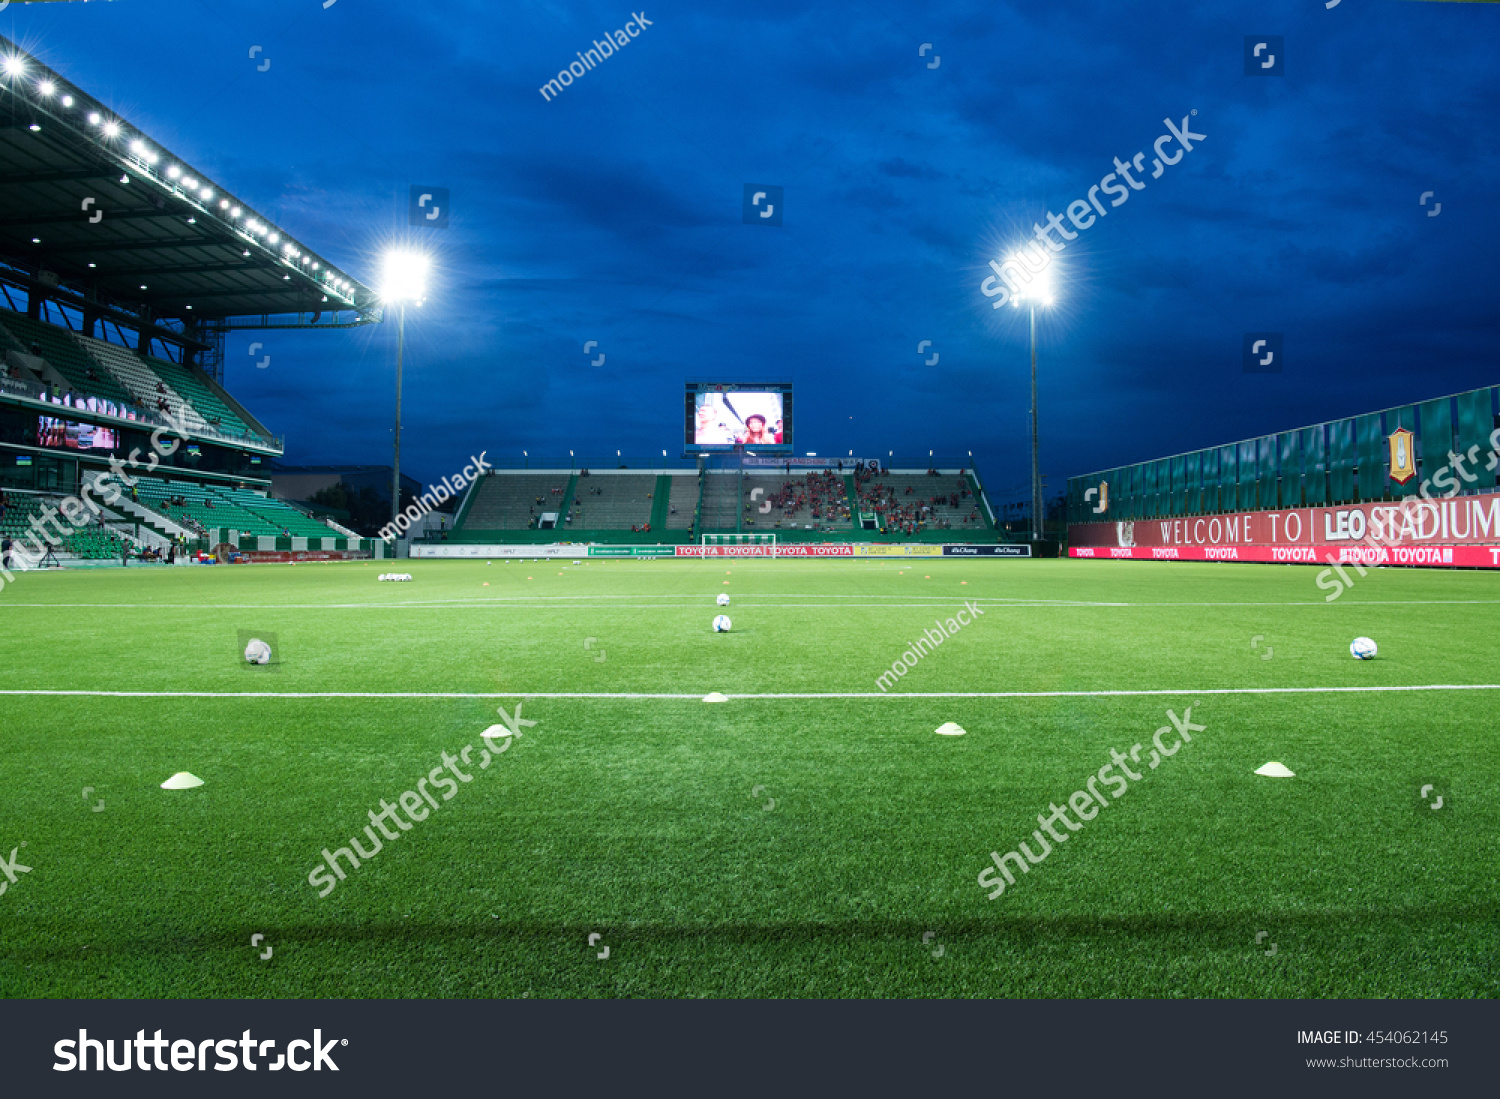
[
  {"xmin": 119, "ymin": 174, "xmax": 129, "ymax": 184},
  {"xmin": 140, "ymin": 284, "xmax": 148, "ymax": 290},
  {"xmin": 199, "ymin": 188, "xmax": 213, "ymax": 202},
  {"xmin": 102, "ymin": 121, "xmax": 121, "ymax": 138},
  {"xmin": 60, "ymin": 95, "xmax": 74, "ymax": 107},
  {"xmin": 185, "ymin": 304, "xmax": 193, "ymax": 310},
  {"xmin": 167, "ymin": 165, "xmax": 181, "ymax": 179},
  {"xmin": 242, "ymin": 250, "xmax": 251, "ymax": 257},
  {"xmin": 311, "ymin": 262, "xmax": 319, "ymax": 270},
  {"xmin": 38, "ymin": 80, "xmax": 55, "ymax": 96},
  {"xmin": 3, "ymin": 57, "xmax": 25, "ymax": 78},
  {"xmin": 229, "ymin": 206, "xmax": 241, "ymax": 217},
  {"xmin": 87, "ymin": 111, "xmax": 102, "ymax": 125},
  {"xmin": 31, "ymin": 237, "xmax": 40, "ymax": 244},
  {"xmin": 219, "ymin": 199, "xmax": 230, "ymax": 209},
  {"xmin": 380, "ymin": 249, "xmax": 429, "ymax": 304},
  {"xmin": 186, "ymin": 217, "xmax": 196, "ymax": 224},
  {"xmin": 183, "ymin": 177, "xmax": 197, "ymax": 189},
  {"xmin": 88, "ymin": 262, "xmax": 96, "ymax": 268},
  {"xmin": 130, "ymin": 139, "xmax": 146, "ymax": 156},
  {"xmin": 28, "ymin": 122, "xmax": 40, "ymax": 132},
  {"xmin": 267, "ymin": 233, "xmax": 279, "ymax": 244}
]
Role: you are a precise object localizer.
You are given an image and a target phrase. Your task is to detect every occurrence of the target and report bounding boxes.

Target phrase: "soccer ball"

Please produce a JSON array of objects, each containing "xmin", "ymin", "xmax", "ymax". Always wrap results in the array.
[
  {"xmin": 713, "ymin": 614, "xmax": 732, "ymax": 633},
  {"xmin": 717, "ymin": 593, "xmax": 730, "ymax": 606},
  {"xmin": 244, "ymin": 639, "xmax": 272, "ymax": 665},
  {"xmin": 1350, "ymin": 637, "xmax": 1377, "ymax": 660}
]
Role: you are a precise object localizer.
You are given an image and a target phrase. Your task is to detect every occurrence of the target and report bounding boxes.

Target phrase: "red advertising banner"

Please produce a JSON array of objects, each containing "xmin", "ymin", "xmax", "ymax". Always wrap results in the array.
[
  {"xmin": 1071, "ymin": 543, "xmax": 1500, "ymax": 568},
  {"xmin": 675, "ymin": 544, "xmax": 855, "ymax": 557},
  {"xmin": 1069, "ymin": 492, "xmax": 1500, "ymax": 553}
]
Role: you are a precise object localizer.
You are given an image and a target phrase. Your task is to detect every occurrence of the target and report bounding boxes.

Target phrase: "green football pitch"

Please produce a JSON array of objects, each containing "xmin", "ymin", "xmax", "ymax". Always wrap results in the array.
[{"xmin": 1, "ymin": 557, "xmax": 1495, "ymax": 999}]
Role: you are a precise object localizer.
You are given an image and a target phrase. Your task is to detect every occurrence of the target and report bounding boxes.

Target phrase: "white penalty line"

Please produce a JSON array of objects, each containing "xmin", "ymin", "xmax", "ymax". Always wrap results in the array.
[{"xmin": 2, "ymin": 685, "xmax": 1499, "ymax": 700}]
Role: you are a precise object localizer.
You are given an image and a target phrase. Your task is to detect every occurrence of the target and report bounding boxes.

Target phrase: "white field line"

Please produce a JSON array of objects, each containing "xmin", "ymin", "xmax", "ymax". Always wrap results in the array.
[
  {"xmin": 3, "ymin": 599, "xmax": 1499, "ymax": 610},
  {"xmin": 2, "ymin": 685, "xmax": 1498, "ymax": 700}
]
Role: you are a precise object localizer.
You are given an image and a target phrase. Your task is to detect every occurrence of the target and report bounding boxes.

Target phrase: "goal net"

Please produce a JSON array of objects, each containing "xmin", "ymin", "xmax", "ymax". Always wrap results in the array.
[{"xmin": 701, "ymin": 533, "xmax": 777, "ymax": 548}]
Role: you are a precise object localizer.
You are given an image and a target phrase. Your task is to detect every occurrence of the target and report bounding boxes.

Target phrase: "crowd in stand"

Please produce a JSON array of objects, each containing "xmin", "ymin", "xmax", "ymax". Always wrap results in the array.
[
  {"xmin": 853, "ymin": 469, "xmax": 984, "ymax": 535},
  {"xmin": 748, "ymin": 470, "xmax": 851, "ymax": 528}
]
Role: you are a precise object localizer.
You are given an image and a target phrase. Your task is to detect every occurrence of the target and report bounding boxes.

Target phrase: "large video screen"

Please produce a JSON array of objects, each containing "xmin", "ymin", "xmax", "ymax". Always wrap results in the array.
[
  {"xmin": 38, "ymin": 416, "xmax": 118, "ymax": 451},
  {"xmin": 685, "ymin": 382, "xmax": 792, "ymax": 451}
]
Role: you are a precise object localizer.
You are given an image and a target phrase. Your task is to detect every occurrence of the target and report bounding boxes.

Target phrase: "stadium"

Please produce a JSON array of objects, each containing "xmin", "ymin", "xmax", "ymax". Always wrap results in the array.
[{"xmin": 2, "ymin": 4, "xmax": 1498, "ymax": 1019}]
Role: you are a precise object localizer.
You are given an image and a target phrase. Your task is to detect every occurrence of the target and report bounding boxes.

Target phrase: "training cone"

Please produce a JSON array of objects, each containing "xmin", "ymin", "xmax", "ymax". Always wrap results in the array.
[
  {"xmin": 1254, "ymin": 762, "xmax": 1296, "ymax": 778},
  {"xmin": 935, "ymin": 722, "xmax": 966, "ymax": 736},
  {"xmin": 702, "ymin": 692, "xmax": 729, "ymax": 703},
  {"xmin": 160, "ymin": 772, "xmax": 204, "ymax": 789}
]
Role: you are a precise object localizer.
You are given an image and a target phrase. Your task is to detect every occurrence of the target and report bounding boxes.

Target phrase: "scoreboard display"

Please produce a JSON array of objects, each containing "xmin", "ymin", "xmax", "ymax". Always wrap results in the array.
[{"xmin": 685, "ymin": 381, "xmax": 792, "ymax": 453}]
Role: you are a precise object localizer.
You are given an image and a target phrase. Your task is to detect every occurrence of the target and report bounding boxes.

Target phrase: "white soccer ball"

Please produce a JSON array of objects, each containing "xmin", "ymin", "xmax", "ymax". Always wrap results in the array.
[
  {"xmin": 717, "ymin": 593, "xmax": 731, "ymax": 606},
  {"xmin": 244, "ymin": 639, "xmax": 272, "ymax": 665},
  {"xmin": 1350, "ymin": 637, "xmax": 1377, "ymax": 660},
  {"xmin": 713, "ymin": 614, "xmax": 732, "ymax": 632}
]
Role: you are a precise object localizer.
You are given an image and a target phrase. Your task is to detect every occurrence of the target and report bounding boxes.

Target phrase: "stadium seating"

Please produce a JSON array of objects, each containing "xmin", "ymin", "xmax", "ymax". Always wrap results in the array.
[
  {"xmin": 569, "ymin": 475, "xmax": 657, "ymax": 530},
  {"xmin": 129, "ymin": 478, "xmax": 338, "ymax": 539},
  {"xmin": 664, "ymin": 472, "xmax": 698, "ymax": 529},
  {"xmin": 852, "ymin": 471, "xmax": 991, "ymax": 532},
  {"xmin": 62, "ymin": 528, "xmax": 126, "ymax": 560},
  {"xmin": 458, "ymin": 474, "xmax": 572, "ymax": 530},
  {"xmin": 76, "ymin": 335, "xmax": 211, "ymax": 434},
  {"xmin": 739, "ymin": 471, "xmax": 852, "ymax": 531},
  {"xmin": 697, "ymin": 472, "xmax": 742, "ymax": 531},
  {"xmin": 146, "ymin": 354, "xmax": 257, "ymax": 439},
  {"xmin": 0, "ymin": 311, "xmax": 134, "ymax": 406}
]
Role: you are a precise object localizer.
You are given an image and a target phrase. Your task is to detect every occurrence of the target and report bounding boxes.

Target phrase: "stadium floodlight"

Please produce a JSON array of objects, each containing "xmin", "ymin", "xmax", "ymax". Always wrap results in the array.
[
  {"xmin": 28, "ymin": 122, "xmax": 40, "ymax": 132},
  {"xmin": 38, "ymin": 80, "xmax": 55, "ymax": 96},
  {"xmin": 60, "ymin": 95, "xmax": 74, "ymax": 107},
  {"xmin": 999, "ymin": 251, "xmax": 1059, "ymax": 543},
  {"xmin": 200, "ymin": 188, "xmax": 213, "ymax": 201},
  {"xmin": 267, "ymin": 233, "xmax": 279, "ymax": 244},
  {"xmin": 102, "ymin": 121, "xmax": 120, "ymax": 138},
  {"xmin": 382, "ymin": 249, "xmax": 432, "ymax": 531},
  {"xmin": 3, "ymin": 57, "xmax": 25, "ymax": 78},
  {"xmin": 167, "ymin": 165, "xmax": 181, "ymax": 178},
  {"xmin": 230, "ymin": 206, "xmax": 241, "ymax": 217},
  {"xmin": 87, "ymin": 111, "xmax": 102, "ymax": 125}
]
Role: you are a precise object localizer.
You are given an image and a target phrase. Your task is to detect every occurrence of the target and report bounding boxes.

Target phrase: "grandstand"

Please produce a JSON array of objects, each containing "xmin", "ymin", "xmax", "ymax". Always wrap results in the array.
[
  {"xmin": 437, "ymin": 462, "xmax": 1005, "ymax": 547},
  {"xmin": 0, "ymin": 36, "xmax": 387, "ymax": 563},
  {"xmin": 1066, "ymin": 385, "xmax": 1500, "ymax": 566}
]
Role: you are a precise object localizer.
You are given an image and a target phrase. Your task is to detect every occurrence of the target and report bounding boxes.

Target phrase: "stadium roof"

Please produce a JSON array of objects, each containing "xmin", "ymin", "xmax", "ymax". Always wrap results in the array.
[{"xmin": 0, "ymin": 36, "xmax": 380, "ymax": 332}]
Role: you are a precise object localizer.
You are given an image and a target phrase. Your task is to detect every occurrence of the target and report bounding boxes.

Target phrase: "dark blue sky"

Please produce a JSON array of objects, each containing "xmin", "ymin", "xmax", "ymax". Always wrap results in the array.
[{"xmin": 8, "ymin": 0, "xmax": 1498, "ymax": 502}]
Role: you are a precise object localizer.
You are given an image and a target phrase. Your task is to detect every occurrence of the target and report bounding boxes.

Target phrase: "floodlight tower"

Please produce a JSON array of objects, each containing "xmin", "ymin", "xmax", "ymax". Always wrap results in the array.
[
  {"xmin": 381, "ymin": 251, "xmax": 430, "ymax": 531},
  {"xmin": 1009, "ymin": 263, "xmax": 1055, "ymax": 543}
]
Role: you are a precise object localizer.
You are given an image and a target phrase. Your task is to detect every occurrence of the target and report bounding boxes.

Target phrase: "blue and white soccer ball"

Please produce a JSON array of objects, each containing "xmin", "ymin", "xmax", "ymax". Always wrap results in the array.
[
  {"xmin": 713, "ymin": 614, "xmax": 732, "ymax": 632},
  {"xmin": 717, "ymin": 593, "xmax": 731, "ymax": 606},
  {"xmin": 1350, "ymin": 637, "xmax": 1377, "ymax": 660},
  {"xmin": 244, "ymin": 638, "xmax": 272, "ymax": 665}
]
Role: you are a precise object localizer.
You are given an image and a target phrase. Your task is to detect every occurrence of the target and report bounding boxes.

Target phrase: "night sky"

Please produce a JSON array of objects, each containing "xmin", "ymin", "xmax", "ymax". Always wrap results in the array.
[{"xmin": 7, "ymin": 0, "xmax": 1498, "ymax": 503}]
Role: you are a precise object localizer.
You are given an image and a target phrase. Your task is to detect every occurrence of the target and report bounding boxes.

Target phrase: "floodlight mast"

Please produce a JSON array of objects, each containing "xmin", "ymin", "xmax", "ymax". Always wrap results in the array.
[
  {"xmin": 381, "ymin": 252, "xmax": 430, "ymax": 534},
  {"xmin": 1008, "ymin": 260, "xmax": 1055, "ymax": 544}
]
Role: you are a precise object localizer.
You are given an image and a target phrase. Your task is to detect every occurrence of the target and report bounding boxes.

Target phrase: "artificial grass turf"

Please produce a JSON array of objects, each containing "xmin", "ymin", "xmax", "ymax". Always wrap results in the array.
[{"xmin": 0, "ymin": 557, "xmax": 1496, "ymax": 998}]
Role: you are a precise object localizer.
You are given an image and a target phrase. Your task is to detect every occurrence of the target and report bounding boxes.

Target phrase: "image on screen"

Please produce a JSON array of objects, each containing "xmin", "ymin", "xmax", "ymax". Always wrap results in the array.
[
  {"xmin": 692, "ymin": 391, "xmax": 785, "ymax": 446},
  {"xmin": 38, "ymin": 416, "xmax": 118, "ymax": 451}
]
